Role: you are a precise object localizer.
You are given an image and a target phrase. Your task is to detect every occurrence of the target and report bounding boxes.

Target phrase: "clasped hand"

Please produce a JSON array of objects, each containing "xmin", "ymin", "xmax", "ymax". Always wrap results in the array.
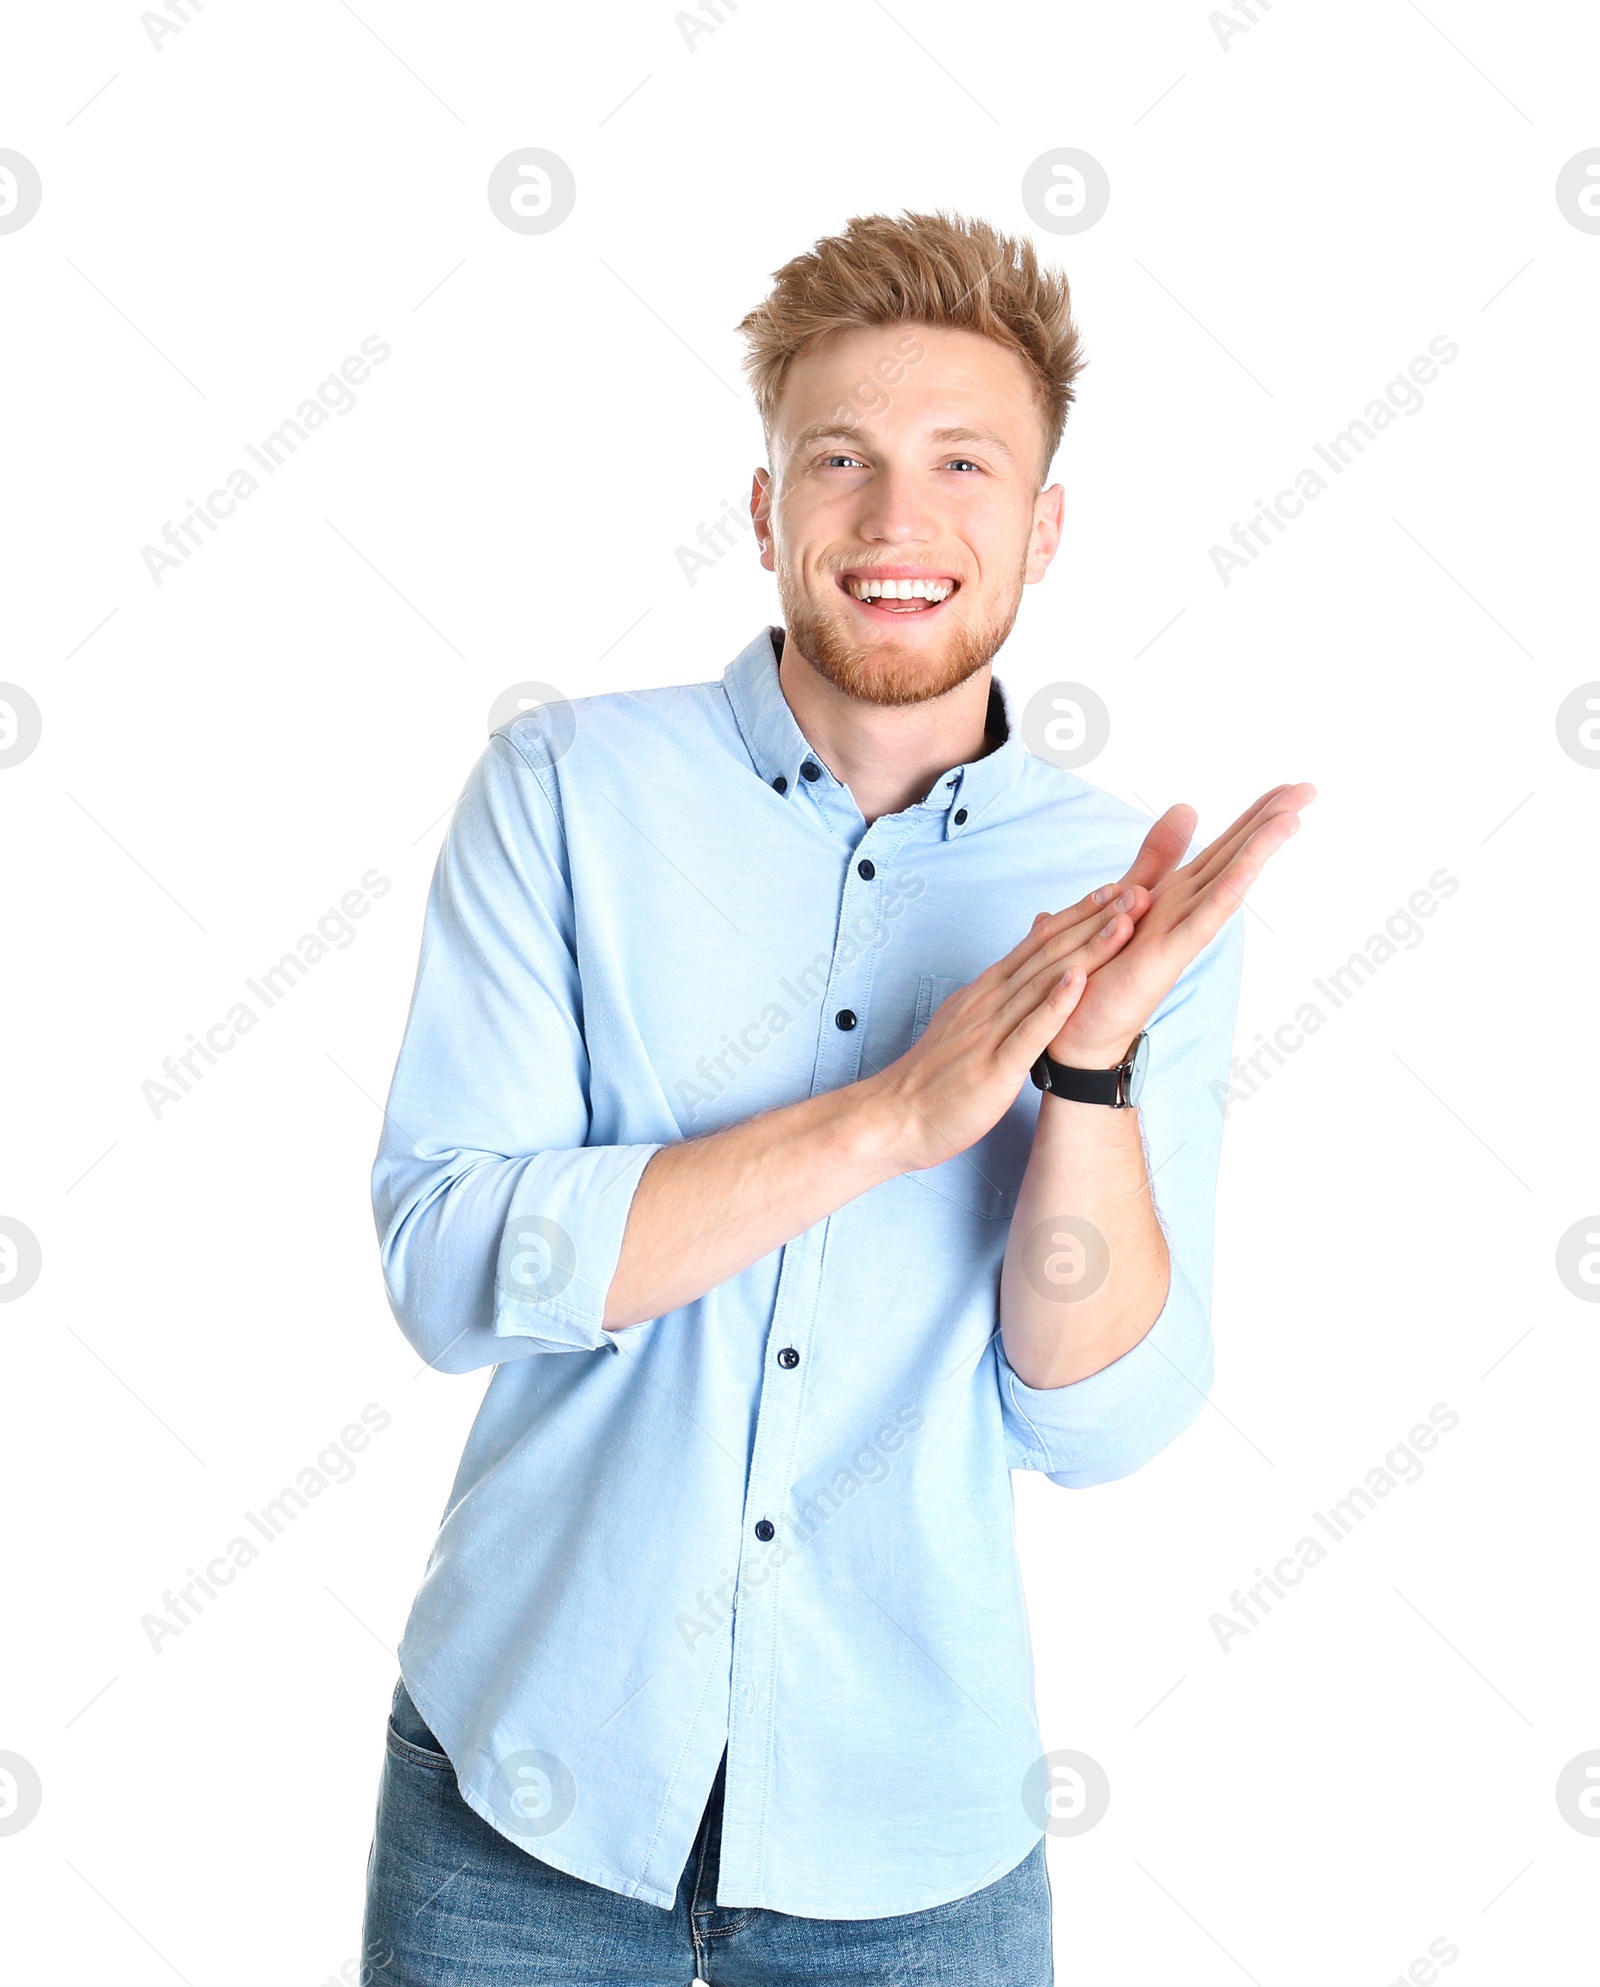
[{"xmin": 869, "ymin": 783, "xmax": 1314, "ymax": 1175}]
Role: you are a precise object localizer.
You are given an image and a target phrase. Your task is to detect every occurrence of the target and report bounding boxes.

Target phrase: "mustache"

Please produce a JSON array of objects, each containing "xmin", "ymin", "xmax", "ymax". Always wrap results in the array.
[{"xmin": 817, "ymin": 560, "xmax": 964, "ymax": 579}]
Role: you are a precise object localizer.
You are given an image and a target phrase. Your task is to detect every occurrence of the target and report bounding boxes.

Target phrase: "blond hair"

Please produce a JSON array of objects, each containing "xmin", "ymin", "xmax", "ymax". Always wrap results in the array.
[{"xmin": 736, "ymin": 209, "xmax": 1085, "ymax": 478}]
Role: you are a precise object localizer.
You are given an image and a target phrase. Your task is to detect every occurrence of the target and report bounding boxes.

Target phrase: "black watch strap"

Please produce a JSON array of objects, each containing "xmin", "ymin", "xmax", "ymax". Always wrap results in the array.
[
  {"xmin": 1030, "ymin": 1051, "xmax": 1122, "ymax": 1106},
  {"xmin": 1030, "ymin": 1031, "xmax": 1148, "ymax": 1108}
]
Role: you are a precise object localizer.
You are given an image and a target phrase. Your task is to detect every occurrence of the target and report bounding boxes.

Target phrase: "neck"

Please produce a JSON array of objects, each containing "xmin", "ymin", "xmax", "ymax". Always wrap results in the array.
[{"xmin": 777, "ymin": 634, "xmax": 996, "ymax": 826}]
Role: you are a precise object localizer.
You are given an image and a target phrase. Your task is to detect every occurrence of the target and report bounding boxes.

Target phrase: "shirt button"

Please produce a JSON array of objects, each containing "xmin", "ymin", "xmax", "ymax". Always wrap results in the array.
[
  {"xmin": 954, "ymin": 807, "xmax": 968, "ymax": 825},
  {"xmin": 801, "ymin": 760, "xmax": 821, "ymax": 781},
  {"xmin": 835, "ymin": 1009, "xmax": 857, "ymax": 1030},
  {"xmin": 857, "ymin": 858, "xmax": 876, "ymax": 880},
  {"xmin": 777, "ymin": 1346, "xmax": 799, "ymax": 1369},
  {"xmin": 772, "ymin": 774, "xmax": 788, "ymax": 794},
  {"xmin": 754, "ymin": 1519, "xmax": 776, "ymax": 1542}
]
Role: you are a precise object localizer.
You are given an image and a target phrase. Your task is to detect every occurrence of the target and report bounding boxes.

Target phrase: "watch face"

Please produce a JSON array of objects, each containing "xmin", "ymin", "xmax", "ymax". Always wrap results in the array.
[{"xmin": 1123, "ymin": 1031, "xmax": 1150, "ymax": 1106}]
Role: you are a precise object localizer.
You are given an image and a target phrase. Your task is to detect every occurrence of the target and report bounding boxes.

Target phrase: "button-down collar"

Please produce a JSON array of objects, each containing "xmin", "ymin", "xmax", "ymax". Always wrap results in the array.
[{"xmin": 721, "ymin": 625, "xmax": 1024, "ymax": 840}]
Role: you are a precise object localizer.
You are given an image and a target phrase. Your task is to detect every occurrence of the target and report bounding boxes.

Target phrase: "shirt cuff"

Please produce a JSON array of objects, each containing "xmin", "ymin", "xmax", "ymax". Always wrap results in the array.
[
  {"xmin": 997, "ymin": 1258, "xmax": 1214, "ymax": 1488},
  {"xmin": 493, "ymin": 1142, "xmax": 664, "ymax": 1353}
]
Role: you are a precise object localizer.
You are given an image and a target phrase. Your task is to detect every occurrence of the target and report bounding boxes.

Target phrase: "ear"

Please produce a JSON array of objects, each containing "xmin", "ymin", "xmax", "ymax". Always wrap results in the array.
[
  {"xmin": 1024, "ymin": 481, "xmax": 1065, "ymax": 585},
  {"xmin": 751, "ymin": 467, "xmax": 776, "ymax": 572}
]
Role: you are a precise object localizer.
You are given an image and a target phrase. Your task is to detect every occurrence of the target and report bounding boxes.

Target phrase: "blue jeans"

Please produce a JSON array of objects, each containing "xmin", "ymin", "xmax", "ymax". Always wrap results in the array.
[{"xmin": 363, "ymin": 1678, "xmax": 1054, "ymax": 1984}]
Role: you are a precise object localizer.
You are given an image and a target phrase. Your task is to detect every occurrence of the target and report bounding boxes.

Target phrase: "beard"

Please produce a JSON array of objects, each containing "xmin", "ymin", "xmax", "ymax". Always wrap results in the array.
[{"xmin": 775, "ymin": 557, "xmax": 1027, "ymax": 709}]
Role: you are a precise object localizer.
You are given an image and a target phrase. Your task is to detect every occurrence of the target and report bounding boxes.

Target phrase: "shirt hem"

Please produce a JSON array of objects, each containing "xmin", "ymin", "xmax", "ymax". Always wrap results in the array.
[
  {"xmin": 712, "ymin": 1823, "xmax": 1045, "ymax": 1919},
  {"xmin": 396, "ymin": 1660, "xmax": 679, "ymax": 1912}
]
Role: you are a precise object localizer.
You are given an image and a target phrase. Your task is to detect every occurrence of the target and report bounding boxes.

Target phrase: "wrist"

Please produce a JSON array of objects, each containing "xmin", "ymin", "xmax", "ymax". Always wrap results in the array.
[
  {"xmin": 834, "ymin": 1070, "xmax": 920, "ymax": 1183},
  {"xmin": 1034, "ymin": 1026, "xmax": 1152, "ymax": 1111},
  {"xmin": 1043, "ymin": 1031, "xmax": 1133, "ymax": 1071}
]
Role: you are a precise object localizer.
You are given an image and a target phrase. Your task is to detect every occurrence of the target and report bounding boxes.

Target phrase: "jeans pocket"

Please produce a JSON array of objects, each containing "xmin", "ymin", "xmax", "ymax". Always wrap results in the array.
[{"xmin": 386, "ymin": 1677, "xmax": 453, "ymax": 1770}]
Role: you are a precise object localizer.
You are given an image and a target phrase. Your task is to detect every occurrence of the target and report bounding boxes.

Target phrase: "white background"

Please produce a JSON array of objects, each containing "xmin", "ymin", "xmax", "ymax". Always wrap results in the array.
[{"xmin": 2, "ymin": 2, "xmax": 1597, "ymax": 1981}]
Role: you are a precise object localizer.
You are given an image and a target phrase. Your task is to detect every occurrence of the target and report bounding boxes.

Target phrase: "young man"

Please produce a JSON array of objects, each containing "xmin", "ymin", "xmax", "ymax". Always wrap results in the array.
[{"xmin": 363, "ymin": 210, "xmax": 1310, "ymax": 1985}]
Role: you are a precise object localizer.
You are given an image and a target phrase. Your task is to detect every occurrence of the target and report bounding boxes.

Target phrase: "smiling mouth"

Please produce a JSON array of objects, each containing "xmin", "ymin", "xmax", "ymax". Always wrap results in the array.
[{"xmin": 837, "ymin": 572, "xmax": 960, "ymax": 615}]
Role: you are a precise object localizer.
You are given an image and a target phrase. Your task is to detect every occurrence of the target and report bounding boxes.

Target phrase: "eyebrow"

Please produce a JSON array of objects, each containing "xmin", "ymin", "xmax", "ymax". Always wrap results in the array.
[
  {"xmin": 787, "ymin": 421, "xmax": 1016, "ymax": 462},
  {"xmin": 787, "ymin": 422, "xmax": 872, "ymax": 452},
  {"xmin": 927, "ymin": 425, "xmax": 1015, "ymax": 461}
]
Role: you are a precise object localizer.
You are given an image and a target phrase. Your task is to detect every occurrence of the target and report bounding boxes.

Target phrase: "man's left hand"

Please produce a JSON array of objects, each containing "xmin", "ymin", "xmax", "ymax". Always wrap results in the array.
[{"xmin": 1040, "ymin": 782, "xmax": 1316, "ymax": 1071}]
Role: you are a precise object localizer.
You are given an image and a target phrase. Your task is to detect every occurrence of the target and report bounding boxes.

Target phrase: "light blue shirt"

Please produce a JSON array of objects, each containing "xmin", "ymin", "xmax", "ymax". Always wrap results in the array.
[{"xmin": 372, "ymin": 626, "xmax": 1242, "ymax": 1919}]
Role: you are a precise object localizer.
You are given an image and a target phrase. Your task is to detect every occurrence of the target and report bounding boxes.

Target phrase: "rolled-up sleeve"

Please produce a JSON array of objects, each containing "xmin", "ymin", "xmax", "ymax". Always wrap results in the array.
[
  {"xmin": 998, "ymin": 908, "xmax": 1243, "ymax": 1487},
  {"xmin": 371, "ymin": 730, "xmax": 664, "ymax": 1372}
]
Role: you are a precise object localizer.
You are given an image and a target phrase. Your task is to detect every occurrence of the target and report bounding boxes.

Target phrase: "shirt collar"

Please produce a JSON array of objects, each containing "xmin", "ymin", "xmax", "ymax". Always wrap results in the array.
[{"xmin": 721, "ymin": 625, "xmax": 1023, "ymax": 840}]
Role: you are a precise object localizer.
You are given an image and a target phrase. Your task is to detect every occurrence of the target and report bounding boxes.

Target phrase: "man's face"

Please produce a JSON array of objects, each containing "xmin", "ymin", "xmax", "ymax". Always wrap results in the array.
[{"xmin": 753, "ymin": 322, "xmax": 1064, "ymax": 707}]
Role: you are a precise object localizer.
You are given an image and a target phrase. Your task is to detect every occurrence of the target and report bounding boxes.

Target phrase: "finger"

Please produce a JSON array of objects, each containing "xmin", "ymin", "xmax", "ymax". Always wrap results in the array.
[
  {"xmin": 997, "ymin": 907, "xmax": 1137, "ymax": 1036},
  {"xmin": 1005, "ymin": 882, "xmax": 1146, "ymax": 980},
  {"xmin": 1180, "ymin": 784, "xmax": 1299, "ymax": 880},
  {"xmin": 1173, "ymin": 814, "xmax": 1301, "ymax": 949},
  {"xmin": 1174, "ymin": 785, "xmax": 1294, "ymax": 891},
  {"xmin": 1119, "ymin": 805, "xmax": 1197, "ymax": 893},
  {"xmin": 1001, "ymin": 964, "xmax": 1086, "ymax": 1067},
  {"xmin": 1120, "ymin": 809, "xmax": 1306, "ymax": 1000},
  {"xmin": 1184, "ymin": 783, "xmax": 1314, "ymax": 893},
  {"xmin": 1014, "ymin": 886, "xmax": 1146, "ymax": 989}
]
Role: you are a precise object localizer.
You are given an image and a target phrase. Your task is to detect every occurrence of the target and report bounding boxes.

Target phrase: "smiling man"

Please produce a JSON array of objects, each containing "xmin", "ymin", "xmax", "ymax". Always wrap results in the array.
[{"xmin": 363, "ymin": 211, "xmax": 1311, "ymax": 1986}]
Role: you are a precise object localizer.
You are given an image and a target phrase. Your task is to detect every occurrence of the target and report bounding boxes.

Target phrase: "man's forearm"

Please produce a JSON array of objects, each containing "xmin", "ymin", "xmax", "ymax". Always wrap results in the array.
[
  {"xmin": 603, "ymin": 1077, "xmax": 904, "ymax": 1330},
  {"xmin": 998, "ymin": 1095, "xmax": 1170, "ymax": 1389}
]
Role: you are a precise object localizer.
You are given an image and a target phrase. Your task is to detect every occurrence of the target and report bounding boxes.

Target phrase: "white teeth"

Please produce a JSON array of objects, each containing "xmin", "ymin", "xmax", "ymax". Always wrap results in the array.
[{"xmin": 848, "ymin": 578, "xmax": 954, "ymax": 603}]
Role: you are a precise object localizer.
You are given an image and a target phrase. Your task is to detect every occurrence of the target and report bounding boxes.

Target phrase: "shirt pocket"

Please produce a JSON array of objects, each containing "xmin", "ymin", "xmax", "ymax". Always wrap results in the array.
[{"xmin": 904, "ymin": 974, "xmax": 1027, "ymax": 1222}]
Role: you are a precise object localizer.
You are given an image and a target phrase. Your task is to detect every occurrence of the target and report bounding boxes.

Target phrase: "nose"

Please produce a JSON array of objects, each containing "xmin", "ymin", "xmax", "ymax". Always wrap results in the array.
[{"xmin": 852, "ymin": 461, "xmax": 939, "ymax": 549}]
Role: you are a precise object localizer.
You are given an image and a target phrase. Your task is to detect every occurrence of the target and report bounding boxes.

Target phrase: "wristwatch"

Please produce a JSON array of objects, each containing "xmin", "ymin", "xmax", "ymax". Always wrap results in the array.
[{"xmin": 1030, "ymin": 1031, "xmax": 1149, "ymax": 1109}]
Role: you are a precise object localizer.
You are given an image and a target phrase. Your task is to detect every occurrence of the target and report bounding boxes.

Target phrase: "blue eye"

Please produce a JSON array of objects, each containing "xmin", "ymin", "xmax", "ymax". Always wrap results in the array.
[{"xmin": 946, "ymin": 458, "xmax": 981, "ymax": 473}]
